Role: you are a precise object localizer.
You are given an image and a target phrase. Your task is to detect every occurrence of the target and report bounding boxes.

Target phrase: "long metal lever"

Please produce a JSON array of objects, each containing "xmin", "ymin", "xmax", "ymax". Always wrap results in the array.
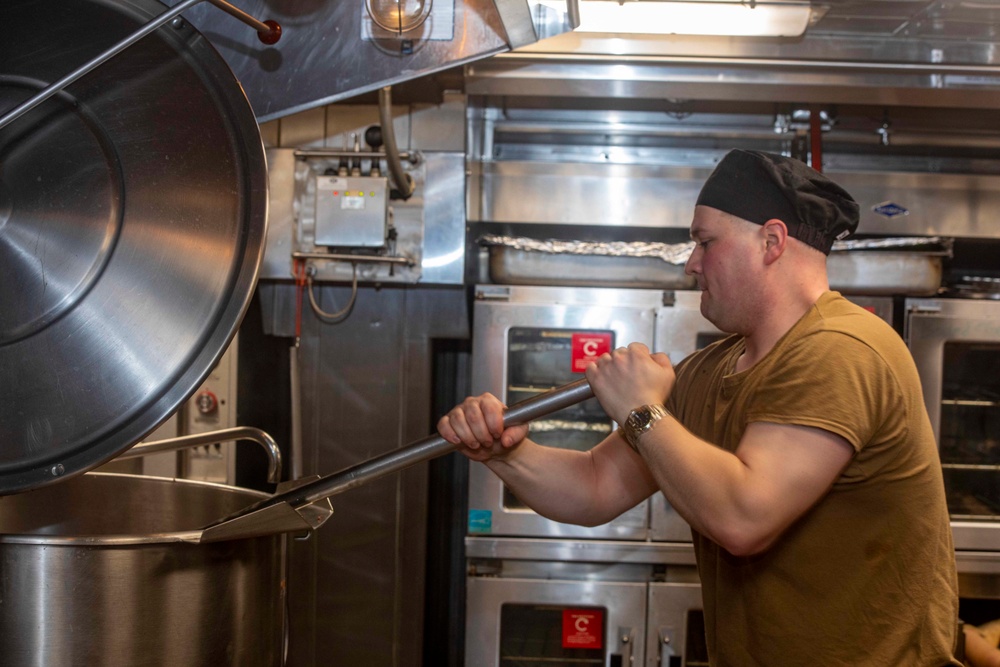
[
  {"xmin": 203, "ymin": 378, "xmax": 595, "ymax": 529},
  {"xmin": 0, "ymin": 0, "xmax": 280, "ymax": 132}
]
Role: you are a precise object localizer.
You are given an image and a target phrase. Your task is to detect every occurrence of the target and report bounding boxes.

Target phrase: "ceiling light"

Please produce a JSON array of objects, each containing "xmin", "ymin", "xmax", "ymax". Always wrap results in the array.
[
  {"xmin": 365, "ymin": 0, "xmax": 432, "ymax": 33},
  {"xmin": 564, "ymin": 0, "xmax": 813, "ymax": 37}
]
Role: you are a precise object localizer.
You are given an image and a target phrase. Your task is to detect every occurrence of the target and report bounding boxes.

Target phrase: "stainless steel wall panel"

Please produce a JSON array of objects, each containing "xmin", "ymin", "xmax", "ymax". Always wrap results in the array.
[
  {"xmin": 473, "ymin": 161, "xmax": 707, "ymax": 228},
  {"xmin": 283, "ymin": 283, "xmax": 468, "ymax": 666},
  {"xmin": 467, "ymin": 55, "xmax": 1000, "ymax": 109},
  {"xmin": 469, "ymin": 158, "xmax": 1000, "ymax": 239}
]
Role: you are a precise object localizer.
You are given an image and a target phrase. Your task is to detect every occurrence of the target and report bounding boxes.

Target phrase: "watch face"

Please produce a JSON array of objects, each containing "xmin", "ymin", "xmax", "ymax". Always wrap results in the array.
[{"xmin": 631, "ymin": 409, "xmax": 654, "ymax": 430}]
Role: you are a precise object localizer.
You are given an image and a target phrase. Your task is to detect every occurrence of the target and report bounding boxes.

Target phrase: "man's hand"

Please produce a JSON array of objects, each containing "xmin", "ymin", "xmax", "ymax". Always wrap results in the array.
[
  {"xmin": 585, "ymin": 342, "xmax": 676, "ymax": 425},
  {"xmin": 437, "ymin": 392, "xmax": 531, "ymax": 462}
]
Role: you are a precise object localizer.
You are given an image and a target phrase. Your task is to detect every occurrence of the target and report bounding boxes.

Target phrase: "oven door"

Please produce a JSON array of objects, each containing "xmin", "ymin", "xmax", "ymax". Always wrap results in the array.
[
  {"xmin": 469, "ymin": 285, "xmax": 660, "ymax": 540},
  {"xmin": 466, "ymin": 573, "xmax": 647, "ymax": 667},
  {"xmin": 906, "ymin": 298, "xmax": 1000, "ymax": 551},
  {"xmin": 650, "ymin": 292, "xmax": 723, "ymax": 542},
  {"xmin": 646, "ymin": 581, "xmax": 706, "ymax": 667}
]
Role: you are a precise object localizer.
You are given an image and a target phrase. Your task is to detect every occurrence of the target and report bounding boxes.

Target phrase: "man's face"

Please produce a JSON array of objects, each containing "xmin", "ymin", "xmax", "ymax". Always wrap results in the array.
[{"xmin": 685, "ymin": 206, "xmax": 762, "ymax": 334}]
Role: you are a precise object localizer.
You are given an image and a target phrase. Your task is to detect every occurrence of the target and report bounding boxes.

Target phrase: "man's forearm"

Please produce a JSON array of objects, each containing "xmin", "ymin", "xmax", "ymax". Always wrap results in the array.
[{"xmin": 483, "ymin": 437, "xmax": 637, "ymax": 527}]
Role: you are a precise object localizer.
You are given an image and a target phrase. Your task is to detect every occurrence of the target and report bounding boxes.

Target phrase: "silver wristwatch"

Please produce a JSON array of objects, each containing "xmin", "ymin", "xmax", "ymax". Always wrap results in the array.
[{"xmin": 621, "ymin": 403, "xmax": 671, "ymax": 451}]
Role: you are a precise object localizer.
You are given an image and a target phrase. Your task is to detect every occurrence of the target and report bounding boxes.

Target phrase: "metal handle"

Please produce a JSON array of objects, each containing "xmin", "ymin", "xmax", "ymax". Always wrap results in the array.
[
  {"xmin": 658, "ymin": 626, "xmax": 677, "ymax": 667},
  {"xmin": 119, "ymin": 426, "xmax": 283, "ymax": 483},
  {"xmin": 619, "ymin": 626, "xmax": 635, "ymax": 666},
  {"xmin": 0, "ymin": 0, "xmax": 280, "ymax": 132},
  {"xmin": 205, "ymin": 378, "xmax": 594, "ymax": 527}
]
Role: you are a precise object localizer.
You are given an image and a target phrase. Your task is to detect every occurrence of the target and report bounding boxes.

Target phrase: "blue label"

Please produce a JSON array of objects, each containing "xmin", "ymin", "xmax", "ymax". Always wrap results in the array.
[
  {"xmin": 468, "ymin": 509, "xmax": 492, "ymax": 534},
  {"xmin": 872, "ymin": 201, "xmax": 909, "ymax": 218}
]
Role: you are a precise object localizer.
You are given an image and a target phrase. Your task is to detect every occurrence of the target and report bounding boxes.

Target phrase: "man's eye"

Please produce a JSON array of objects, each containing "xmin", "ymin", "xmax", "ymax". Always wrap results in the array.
[{"xmin": 699, "ymin": 240, "xmax": 711, "ymax": 248}]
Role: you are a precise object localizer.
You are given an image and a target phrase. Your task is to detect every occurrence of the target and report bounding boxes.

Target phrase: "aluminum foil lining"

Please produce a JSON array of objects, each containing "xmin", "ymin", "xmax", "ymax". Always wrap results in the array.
[
  {"xmin": 479, "ymin": 234, "xmax": 696, "ymax": 265},
  {"xmin": 831, "ymin": 236, "xmax": 953, "ymax": 254},
  {"xmin": 480, "ymin": 234, "xmax": 953, "ymax": 265}
]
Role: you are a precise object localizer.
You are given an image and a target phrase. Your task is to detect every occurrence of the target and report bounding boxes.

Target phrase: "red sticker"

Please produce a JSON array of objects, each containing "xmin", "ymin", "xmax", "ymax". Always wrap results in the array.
[
  {"xmin": 571, "ymin": 333, "xmax": 612, "ymax": 373},
  {"xmin": 562, "ymin": 608, "xmax": 603, "ymax": 649}
]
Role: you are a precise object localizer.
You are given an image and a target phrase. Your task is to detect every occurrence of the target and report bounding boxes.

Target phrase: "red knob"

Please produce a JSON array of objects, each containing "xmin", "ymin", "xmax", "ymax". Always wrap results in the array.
[
  {"xmin": 258, "ymin": 19, "xmax": 282, "ymax": 45},
  {"xmin": 195, "ymin": 390, "xmax": 219, "ymax": 415}
]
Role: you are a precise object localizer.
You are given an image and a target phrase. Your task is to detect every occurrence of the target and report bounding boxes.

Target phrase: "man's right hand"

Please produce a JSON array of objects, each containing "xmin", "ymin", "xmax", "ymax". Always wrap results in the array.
[{"xmin": 437, "ymin": 392, "xmax": 531, "ymax": 462}]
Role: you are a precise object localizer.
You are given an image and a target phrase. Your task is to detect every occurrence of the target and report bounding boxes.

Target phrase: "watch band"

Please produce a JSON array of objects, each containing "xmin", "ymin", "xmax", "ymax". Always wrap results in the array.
[{"xmin": 621, "ymin": 403, "xmax": 671, "ymax": 452}]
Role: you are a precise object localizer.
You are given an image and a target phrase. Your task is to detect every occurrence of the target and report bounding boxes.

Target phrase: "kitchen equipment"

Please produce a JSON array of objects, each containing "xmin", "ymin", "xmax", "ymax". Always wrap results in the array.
[
  {"xmin": 0, "ymin": 0, "xmax": 267, "ymax": 493},
  {"xmin": 468, "ymin": 284, "xmax": 661, "ymax": 540},
  {"xmin": 0, "ymin": 431, "xmax": 288, "ymax": 667},
  {"xmin": 906, "ymin": 297, "xmax": 1000, "ymax": 551},
  {"xmin": 199, "ymin": 377, "xmax": 595, "ymax": 540},
  {"xmin": 466, "ymin": 563, "xmax": 648, "ymax": 667},
  {"xmin": 484, "ymin": 236, "xmax": 696, "ymax": 289},
  {"xmin": 464, "ymin": 544, "xmax": 707, "ymax": 667},
  {"xmin": 0, "ymin": 473, "xmax": 286, "ymax": 667}
]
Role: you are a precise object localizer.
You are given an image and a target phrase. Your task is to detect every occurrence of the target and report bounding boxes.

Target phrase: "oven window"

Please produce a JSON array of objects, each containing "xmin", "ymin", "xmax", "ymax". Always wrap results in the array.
[
  {"xmin": 499, "ymin": 604, "xmax": 606, "ymax": 667},
  {"xmin": 940, "ymin": 341, "xmax": 1000, "ymax": 520},
  {"xmin": 505, "ymin": 328, "xmax": 615, "ymax": 509}
]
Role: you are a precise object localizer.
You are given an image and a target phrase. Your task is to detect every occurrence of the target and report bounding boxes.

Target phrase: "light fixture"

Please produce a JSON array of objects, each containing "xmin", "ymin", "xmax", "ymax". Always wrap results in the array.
[
  {"xmin": 365, "ymin": 0, "xmax": 433, "ymax": 33},
  {"xmin": 558, "ymin": 0, "xmax": 813, "ymax": 37}
]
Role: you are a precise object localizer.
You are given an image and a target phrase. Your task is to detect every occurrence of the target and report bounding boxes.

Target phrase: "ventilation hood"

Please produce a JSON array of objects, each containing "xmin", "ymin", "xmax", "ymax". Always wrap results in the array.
[
  {"xmin": 169, "ymin": 0, "xmax": 577, "ymax": 122},
  {"xmin": 468, "ymin": 0, "xmax": 1000, "ymax": 110}
]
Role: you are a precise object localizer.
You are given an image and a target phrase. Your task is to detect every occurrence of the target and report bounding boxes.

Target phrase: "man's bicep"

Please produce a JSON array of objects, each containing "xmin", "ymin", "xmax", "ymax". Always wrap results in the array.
[{"xmin": 735, "ymin": 422, "xmax": 855, "ymax": 531}]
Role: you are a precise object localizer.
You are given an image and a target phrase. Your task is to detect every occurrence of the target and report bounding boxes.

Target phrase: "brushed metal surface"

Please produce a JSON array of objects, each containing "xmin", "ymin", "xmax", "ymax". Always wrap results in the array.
[
  {"xmin": 0, "ymin": 473, "xmax": 284, "ymax": 667},
  {"xmin": 169, "ymin": 0, "xmax": 517, "ymax": 122},
  {"xmin": 0, "ymin": 0, "xmax": 267, "ymax": 493},
  {"xmin": 469, "ymin": 284, "xmax": 660, "ymax": 540},
  {"xmin": 469, "ymin": 158, "xmax": 1000, "ymax": 239},
  {"xmin": 465, "ymin": 575, "xmax": 647, "ymax": 667}
]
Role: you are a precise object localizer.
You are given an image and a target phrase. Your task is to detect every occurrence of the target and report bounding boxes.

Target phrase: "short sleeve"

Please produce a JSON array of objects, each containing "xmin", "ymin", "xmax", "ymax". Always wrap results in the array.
[{"xmin": 743, "ymin": 331, "xmax": 897, "ymax": 452}]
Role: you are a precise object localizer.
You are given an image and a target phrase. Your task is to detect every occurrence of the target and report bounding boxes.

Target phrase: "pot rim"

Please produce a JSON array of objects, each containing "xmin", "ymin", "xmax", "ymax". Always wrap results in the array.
[{"xmin": 0, "ymin": 472, "xmax": 273, "ymax": 546}]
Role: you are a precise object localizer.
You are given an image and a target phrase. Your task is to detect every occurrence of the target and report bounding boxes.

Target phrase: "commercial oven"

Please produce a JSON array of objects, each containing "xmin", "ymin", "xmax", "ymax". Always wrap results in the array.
[
  {"xmin": 649, "ymin": 291, "xmax": 724, "ymax": 542},
  {"xmin": 465, "ymin": 539, "xmax": 707, "ymax": 667},
  {"xmin": 469, "ymin": 285, "xmax": 662, "ymax": 540},
  {"xmin": 906, "ymin": 297, "xmax": 1000, "ymax": 551},
  {"xmin": 466, "ymin": 555, "xmax": 707, "ymax": 667}
]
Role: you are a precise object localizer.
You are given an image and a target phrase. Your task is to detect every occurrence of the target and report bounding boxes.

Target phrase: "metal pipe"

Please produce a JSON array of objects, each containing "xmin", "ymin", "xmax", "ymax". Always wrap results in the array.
[
  {"xmin": 495, "ymin": 51, "xmax": 1000, "ymax": 77},
  {"xmin": 120, "ymin": 426, "xmax": 283, "ymax": 484},
  {"xmin": 207, "ymin": 0, "xmax": 270, "ymax": 33},
  {"xmin": 0, "ymin": 0, "xmax": 202, "ymax": 132},
  {"xmin": 565, "ymin": 0, "xmax": 582, "ymax": 30},
  {"xmin": 289, "ymin": 345, "xmax": 304, "ymax": 480},
  {"xmin": 293, "ymin": 149, "xmax": 418, "ymax": 163},
  {"xmin": 378, "ymin": 86, "xmax": 416, "ymax": 200},
  {"xmin": 292, "ymin": 251, "xmax": 415, "ymax": 266},
  {"xmin": 206, "ymin": 378, "xmax": 594, "ymax": 525},
  {"xmin": 0, "ymin": 0, "xmax": 279, "ymax": 132}
]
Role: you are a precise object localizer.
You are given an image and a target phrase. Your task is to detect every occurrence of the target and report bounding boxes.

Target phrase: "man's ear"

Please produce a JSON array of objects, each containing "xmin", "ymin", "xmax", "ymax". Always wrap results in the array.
[{"xmin": 761, "ymin": 219, "xmax": 788, "ymax": 265}]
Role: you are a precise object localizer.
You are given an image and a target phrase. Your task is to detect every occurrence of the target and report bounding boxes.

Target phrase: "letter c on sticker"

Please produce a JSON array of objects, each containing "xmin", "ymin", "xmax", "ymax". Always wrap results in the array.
[
  {"xmin": 583, "ymin": 341, "xmax": 598, "ymax": 357},
  {"xmin": 575, "ymin": 616, "xmax": 590, "ymax": 633}
]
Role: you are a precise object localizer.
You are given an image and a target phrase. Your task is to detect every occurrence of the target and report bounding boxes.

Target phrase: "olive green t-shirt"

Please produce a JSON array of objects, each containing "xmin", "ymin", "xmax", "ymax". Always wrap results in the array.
[{"xmin": 668, "ymin": 291, "xmax": 960, "ymax": 666}]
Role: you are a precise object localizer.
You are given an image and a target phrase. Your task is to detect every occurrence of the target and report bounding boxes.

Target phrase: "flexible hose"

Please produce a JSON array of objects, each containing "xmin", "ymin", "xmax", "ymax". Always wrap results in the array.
[{"xmin": 306, "ymin": 264, "xmax": 358, "ymax": 322}]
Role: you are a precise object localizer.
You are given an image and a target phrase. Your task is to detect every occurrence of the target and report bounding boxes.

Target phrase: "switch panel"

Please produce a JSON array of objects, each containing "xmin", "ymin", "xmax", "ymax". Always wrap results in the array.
[
  {"xmin": 181, "ymin": 336, "xmax": 238, "ymax": 484},
  {"xmin": 314, "ymin": 174, "xmax": 388, "ymax": 247}
]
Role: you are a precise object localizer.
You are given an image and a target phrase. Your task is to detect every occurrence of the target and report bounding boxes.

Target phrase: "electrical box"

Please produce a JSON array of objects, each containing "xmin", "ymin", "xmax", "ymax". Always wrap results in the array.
[{"xmin": 314, "ymin": 174, "xmax": 389, "ymax": 247}]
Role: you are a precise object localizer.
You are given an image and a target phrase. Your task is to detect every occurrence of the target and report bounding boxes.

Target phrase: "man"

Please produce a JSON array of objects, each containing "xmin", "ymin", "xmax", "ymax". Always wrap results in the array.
[{"xmin": 439, "ymin": 149, "xmax": 961, "ymax": 666}]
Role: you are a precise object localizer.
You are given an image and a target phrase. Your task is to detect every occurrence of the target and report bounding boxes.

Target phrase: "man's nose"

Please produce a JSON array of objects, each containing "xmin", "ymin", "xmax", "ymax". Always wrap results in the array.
[{"xmin": 684, "ymin": 248, "xmax": 700, "ymax": 275}]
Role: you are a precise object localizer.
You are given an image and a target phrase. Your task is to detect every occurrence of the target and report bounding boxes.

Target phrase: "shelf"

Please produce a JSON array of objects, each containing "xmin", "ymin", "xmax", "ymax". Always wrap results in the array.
[{"xmin": 942, "ymin": 399, "xmax": 1000, "ymax": 407}]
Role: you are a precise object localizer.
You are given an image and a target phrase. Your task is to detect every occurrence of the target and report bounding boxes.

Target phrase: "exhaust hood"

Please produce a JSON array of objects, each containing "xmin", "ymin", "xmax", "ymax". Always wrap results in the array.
[{"xmin": 169, "ymin": 0, "xmax": 578, "ymax": 122}]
